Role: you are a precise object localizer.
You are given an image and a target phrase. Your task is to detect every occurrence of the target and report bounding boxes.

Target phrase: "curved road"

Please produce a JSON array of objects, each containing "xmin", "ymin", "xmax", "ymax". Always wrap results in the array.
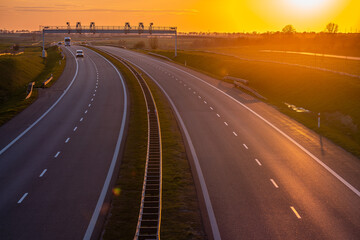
[
  {"xmin": 100, "ymin": 46, "xmax": 360, "ymax": 240},
  {"xmin": 0, "ymin": 46, "xmax": 128, "ymax": 239}
]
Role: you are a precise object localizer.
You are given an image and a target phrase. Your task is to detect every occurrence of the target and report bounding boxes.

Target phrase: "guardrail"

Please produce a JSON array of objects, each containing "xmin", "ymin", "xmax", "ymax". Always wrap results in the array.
[
  {"xmin": 98, "ymin": 49, "xmax": 163, "ymax": 239},
  {"xmin": 233, "ymin": 79, "xmax": 267, "ymax": 100},
  {"xmin": 25, "ymin": 82, "xmax": 35, "ymax": 99},
  {"xmin": 223, "ymin": 76, "xmax": 248, "ymax": 85},
  {"xmin": 42, "ymin": 74, "xmax": 53, "ymax": 88},
  {"xmin": 148, "ymin": 52, "xmax": 173, "ymax": 62}
]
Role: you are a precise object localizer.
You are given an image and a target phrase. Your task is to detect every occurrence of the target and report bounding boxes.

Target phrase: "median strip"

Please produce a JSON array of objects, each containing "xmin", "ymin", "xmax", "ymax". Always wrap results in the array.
[{"xmin": 85, "ymin": 46, "xmax": 205, "ymax": 240}]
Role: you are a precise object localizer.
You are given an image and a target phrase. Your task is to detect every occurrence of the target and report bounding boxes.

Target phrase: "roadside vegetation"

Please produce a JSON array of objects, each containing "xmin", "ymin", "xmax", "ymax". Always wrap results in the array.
[
  {"xmin": 143, "ymin": 49, "xmax": 360, "ymax": 158},
  {"xmin": 0, "ymin": 45, "xmax": 65, "ymax": 126},
  {"xmin": 87, "ymin": 47, "xmax": 205, "ymax": 239}
]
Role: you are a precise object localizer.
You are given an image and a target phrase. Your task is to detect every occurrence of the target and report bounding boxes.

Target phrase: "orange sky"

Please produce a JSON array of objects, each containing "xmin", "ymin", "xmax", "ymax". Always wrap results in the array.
[{"xmin": 1, "ymin": 0, "xmax": 359, "ymax": 32}]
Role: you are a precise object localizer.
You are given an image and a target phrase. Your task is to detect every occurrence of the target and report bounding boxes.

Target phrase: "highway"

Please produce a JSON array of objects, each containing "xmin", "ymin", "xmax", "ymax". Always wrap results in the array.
[
  {"xmin": 0, "ymin": 46, "xmax": 128, "ymax": 239},
  {"xmin": 99, "ymin": 46, "xmax": 360, "ymax": 240}
]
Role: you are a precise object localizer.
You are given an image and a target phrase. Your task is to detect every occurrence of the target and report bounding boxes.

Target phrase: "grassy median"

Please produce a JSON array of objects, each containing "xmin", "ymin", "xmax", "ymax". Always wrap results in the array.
[
  {"xmin": 0, "ymin": 45, "xmax": 65, "ymax": 125},
  {"xmin": 143, "ymin": 49, "xmax": 360, "ymax": 158},
  {"xmin": 87, "ymin": 46, "xmax": 205, "ymax": 239}
]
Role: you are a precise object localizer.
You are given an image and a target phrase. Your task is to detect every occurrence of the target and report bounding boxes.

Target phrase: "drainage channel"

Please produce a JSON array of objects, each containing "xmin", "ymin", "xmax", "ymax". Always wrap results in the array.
[{"xmin": 103, "ymin": 51, "xmax": 162, "ymax": 240}]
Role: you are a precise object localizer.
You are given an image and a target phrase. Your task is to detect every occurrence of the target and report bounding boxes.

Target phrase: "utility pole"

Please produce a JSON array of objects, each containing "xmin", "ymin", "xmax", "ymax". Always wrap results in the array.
[
  {"xmin": 175, "ymin": 28, "xmax": 178, "ymax": 57},
  {"xmin": 42, "ymin": 29, "xmax": 46, "ymax": 58}
]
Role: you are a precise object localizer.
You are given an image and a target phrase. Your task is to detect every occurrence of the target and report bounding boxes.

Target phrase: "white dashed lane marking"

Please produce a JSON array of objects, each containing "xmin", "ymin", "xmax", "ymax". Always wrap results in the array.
[
  {"xmin": 39, "ymin": 169, "xmax": 47, "ymax": 177},
  {"xmin": 243, "ymin": 144, "xmax": 248, "ymax": 149},
  {"xmin": 270, "ymin": 179, "xmax": 279, "ymax": 188},
  {"xmin": 255, "ymin": 159, "xmax": 262, "ymax": 166},
  {"xmin": 233, "ymin": 132, "xmax": 238, "ymax": 136},
  {"xmin": 17, "ymin": 193, "xmax": 28, "ymax": 204},
  {"xmin": 65, "ymin": 137, "xmax": 70, "ymax": 143},
  {"xmin": 54, "ymin": 151, "xmax": 60, "ymax": 158},
  {"xmin": 224, "ymin": 122, "xmax": 228, "ymax": 126},
  {"xmin": 290, "ymin": 207, "xmax": 302, "ymax": 219},
  {"xmin": 73, "ymin": 126, "xmax": 78, "ymax": 132}
]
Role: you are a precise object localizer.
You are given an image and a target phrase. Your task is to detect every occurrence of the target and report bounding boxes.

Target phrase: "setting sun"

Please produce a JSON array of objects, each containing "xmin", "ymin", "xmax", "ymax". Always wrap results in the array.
[{"xmin": 288, "ymin": 0, "xmax": 326, "ymax": 10}]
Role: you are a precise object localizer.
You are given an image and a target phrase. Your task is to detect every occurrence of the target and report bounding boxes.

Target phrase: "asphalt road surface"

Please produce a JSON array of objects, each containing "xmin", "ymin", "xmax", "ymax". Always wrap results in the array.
[
  {"xmin": 0, "ymin": 46, "xmax": 128, "ymax": 240},
  {"xmin": 100, "ymin": 46, "xmax": 360, "ymax": 240}
]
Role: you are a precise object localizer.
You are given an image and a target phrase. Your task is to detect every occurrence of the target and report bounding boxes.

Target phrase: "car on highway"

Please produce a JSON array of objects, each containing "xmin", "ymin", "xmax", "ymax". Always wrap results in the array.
[{"xmin": 76, "ymin": 50, "xmax": 84, "ymax": 58}]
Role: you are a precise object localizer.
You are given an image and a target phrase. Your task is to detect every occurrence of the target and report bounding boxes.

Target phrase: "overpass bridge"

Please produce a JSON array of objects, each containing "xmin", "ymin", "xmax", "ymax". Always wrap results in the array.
[{"xmin": 41, "ymin": 22, "xmax": 178, "ymax": 57}]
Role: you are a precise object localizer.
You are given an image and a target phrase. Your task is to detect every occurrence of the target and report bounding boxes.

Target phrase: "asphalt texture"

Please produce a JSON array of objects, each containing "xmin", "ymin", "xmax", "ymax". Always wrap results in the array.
[
  {"xmin": 0, "ymin": 46, "xmax": 128, "ymax": 240},
  {"xmin": 100, "ymin": 46, "xmax": 360, "ymax": 240}
]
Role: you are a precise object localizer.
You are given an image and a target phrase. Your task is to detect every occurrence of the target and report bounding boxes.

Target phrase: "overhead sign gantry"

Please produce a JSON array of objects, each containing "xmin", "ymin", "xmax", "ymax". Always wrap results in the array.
[{"xmin": 41, "ymin": 22, "xmax": 178, "ymax": 57}]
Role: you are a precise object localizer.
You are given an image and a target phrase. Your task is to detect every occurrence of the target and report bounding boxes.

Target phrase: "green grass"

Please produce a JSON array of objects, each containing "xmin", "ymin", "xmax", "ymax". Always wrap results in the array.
[
  {"xmin": 203, "ymin": 47, "xmax": 360, "ymax": 76},
  {"xmin": 86, "ymin": 47, "xmax": 205, "ymax": 239},
  {"xmin": 0, "ymin": 46, "xmax": 65, "ymax": 126},
  {"xmin": 145, "ymin": 49, "xmax": 360, "ymax": 158}
]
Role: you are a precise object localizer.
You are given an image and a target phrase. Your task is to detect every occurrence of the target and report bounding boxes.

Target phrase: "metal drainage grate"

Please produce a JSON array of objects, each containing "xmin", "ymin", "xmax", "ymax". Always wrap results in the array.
[{"xmin": 111, "ymin": 55, "xmax": 162, "ymax": 240}]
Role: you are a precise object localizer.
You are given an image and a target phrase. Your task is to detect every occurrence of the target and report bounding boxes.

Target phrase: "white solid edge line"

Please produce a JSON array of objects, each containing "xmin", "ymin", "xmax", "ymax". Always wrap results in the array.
[
  {"xmin": 138, "ymin": 51, "xmax": 360, "ymax": 198},
  {"xmin": 82, "ymin": 49, "xmax": 128, "ymax": 240},
  {"xmin": 116, "ymin": 56, "xmax": 222, "ymax": 240},
  {"xmin": 17, "ymin": 193, "xmax": 28, "ymax": 204},
  {"xmin": 0, "ymin": 47, "xmax": 79, "ymax": 156}
]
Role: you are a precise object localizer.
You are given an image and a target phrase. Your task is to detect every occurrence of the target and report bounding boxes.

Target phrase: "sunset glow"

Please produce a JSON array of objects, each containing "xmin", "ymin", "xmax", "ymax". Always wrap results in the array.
[
  {"xmin": 0, "ymin": 0, "xmax": 359, "ymax": 32},
  {"xmin": 288, "ymin": 0, "xmax": 327, "ymax": 10}
]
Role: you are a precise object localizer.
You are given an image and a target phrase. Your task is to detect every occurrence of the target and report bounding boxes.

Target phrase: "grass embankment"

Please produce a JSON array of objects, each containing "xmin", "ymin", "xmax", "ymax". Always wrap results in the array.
[
  {"xmin": 203, "ymin": 47, "xmax": 360, "ymax": 76},
  {"xmin": 86, "ymin": 47, "xmax": 205, "ymax": 239},
  {"xmin": 146, "ymin": 49, "xmax": 360, "ymax": 158},
  {"xmin": 0, "ymin": 46, "xmax": 65, "ymax": 125}
]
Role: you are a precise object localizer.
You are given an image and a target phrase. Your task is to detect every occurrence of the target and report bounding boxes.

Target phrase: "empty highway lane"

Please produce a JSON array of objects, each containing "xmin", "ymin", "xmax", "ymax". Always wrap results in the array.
[
  {"xmin": 0, "ymin": 46, "xmax": 128, "ymax": 239},
  {"xmin": 100, "ymin": 46, "xmax": 360, "ymax": 240}
]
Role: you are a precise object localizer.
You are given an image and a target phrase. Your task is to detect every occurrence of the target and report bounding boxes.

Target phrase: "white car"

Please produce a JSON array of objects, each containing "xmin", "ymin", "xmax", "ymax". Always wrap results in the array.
[{"xmin": 76, "ymin": 50, "xmax": 84, "ymax": 58}]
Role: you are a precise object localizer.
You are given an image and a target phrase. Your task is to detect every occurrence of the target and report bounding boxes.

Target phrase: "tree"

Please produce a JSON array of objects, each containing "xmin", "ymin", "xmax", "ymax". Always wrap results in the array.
[
  {"xmin": 282, "ymin": 25, "xmax": 296, "ymax": 34},
  {"xmin": 326, "ymin": 22, "xmax": 339, "ymax": 33}
]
